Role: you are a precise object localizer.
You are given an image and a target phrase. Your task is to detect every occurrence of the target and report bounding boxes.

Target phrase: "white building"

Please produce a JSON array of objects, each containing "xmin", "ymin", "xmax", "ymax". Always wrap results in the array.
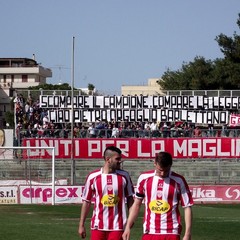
[
  {"xmin": 0, "ymin": 57, "xmax": 52, "ymax": 128},
  {"xmin": 121, "ymin": 78, "xmax": 163, "ymax": 96}
]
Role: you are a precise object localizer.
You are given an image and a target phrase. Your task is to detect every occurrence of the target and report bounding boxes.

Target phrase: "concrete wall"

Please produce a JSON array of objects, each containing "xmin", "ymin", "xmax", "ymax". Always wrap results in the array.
[{"xmin": 3, "ymin": 129, "xmax": 14, "ymax": 146}]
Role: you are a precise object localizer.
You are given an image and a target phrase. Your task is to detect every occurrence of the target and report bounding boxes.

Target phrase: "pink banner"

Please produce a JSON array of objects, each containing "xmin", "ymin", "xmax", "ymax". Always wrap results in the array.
[
  {"xmin": 190, "ymin": 185, "xmax": 240, "ymax": 203},
  {"xmin": 22, "ymin": 137, "xmax": 240, "ymax": 159},
  {"xmin": 229, "ymin": 114, "xmax": 240, "ymax": 127},
  {"xmin": 1, "ymin": 185, "xmax": 239, "ymax": 204},
  {"xmin": 19, "ymin": 185, "xmax": 83, "ymax": 204},
  {"xmin": 15, "ymin": 185, "xmax": 240, "ymax": 204}
]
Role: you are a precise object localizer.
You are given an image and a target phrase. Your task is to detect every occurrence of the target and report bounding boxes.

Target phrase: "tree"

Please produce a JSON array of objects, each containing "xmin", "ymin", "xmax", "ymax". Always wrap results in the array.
[
  {"xmin": 87, "ymin": 83, "xmax": 95, "ymax": 95},
  {"xmin": 4, "ymin": 111, "xmax": 14, "ymax": 128},
  {"xmin": 159, "ymin": 14, "xmax": 240, "ymax": 90},
  {"xmin": 215, "ymin": 13, "xmax": 240, "ymax": 63},
  {"xmin": 160, "ymin": 57, "xmax": 214, "ymax": 90},
  {"xmin": 212, "ymin": 58, "xmax": 240, "ymax": 89},
  {"xmin": 28, "ymin": 83, "xmax": 73, "ymax": 90}
]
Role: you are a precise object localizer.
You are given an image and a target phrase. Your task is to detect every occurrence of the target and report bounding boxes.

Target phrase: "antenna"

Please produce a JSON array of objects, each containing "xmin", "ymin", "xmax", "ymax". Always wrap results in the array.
[{"xmin": 50, "ymin": 65, "xmax": 70, "ymax": 84}]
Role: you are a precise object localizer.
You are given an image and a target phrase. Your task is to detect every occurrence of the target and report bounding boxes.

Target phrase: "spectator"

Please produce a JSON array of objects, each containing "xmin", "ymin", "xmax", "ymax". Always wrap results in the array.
[
  {"xmin": 28, "ymin": 105, "xmax": 34, "ymax": 122},
  {"xmin": 208, "ymin": 124, "xmax": 214, "ymax": 137},
  {"xmin": 42, "ymin": 111, "xmax": 49, "ymax": 122},
  {"xmin": 135, "ymin": 125, "xmax": 145, "ymax": 138},
  {"xmin": 171, "ymin": 123, "xmax": 181, "ymax": 138},
  {"xmin": 25, "ymin": 102, "xmax": 30, "ymax": 116},
  {"xmin": 15, "ymin": 122, "xmax": 23, "ymax": 138},
  {"xmin": 111, "ymin": 124, "xmax": 119, "ymax": 138},
  {"xmin": 96, "ymin": 121, "xmax": 106, "ymax": 138},
  {"xmin": 144, "ymin": 121, "xmax": 150, "ymax": 130},
  {"xmin": 161, "ymin": 122, "xmax": 170, "ymax": 138},
  {"xmin": 221, "ymin": 124, "xmax": 228, "ymax": 137},
  {"xmin": 193, "ymin": 126, "xmax": 201, "ymax": 137},
  {"xmin": 62, "ymin": 126, "xmax": 70, "ymax": 138},
  {"xmin": 182, "ymin": 122, "xmax": 192, "ymax": 137},
  {"xmin": 144, "ymin": 125, "xmax": 151, "ymax": 138},
  {"xmin": 73, "ymin": 126, "xmax": 80, "ymax": 138},
  {"xmin": 88, "ymin": 123, "xmax": 96, "ymax": 138},
  {"xmin": 79, "ymin": 126, "xmax": 87, "ymax": 138},
  {"xmin": 33, "ymin": 121, "xmax": 43, "ymax": 137},
  {"xmin": 150, "ymin": 121, "xmax": 158, "ymax": 131},
  {"xmin": 27, "ymin": 93, "xmax": 33, "ymax": 106}
]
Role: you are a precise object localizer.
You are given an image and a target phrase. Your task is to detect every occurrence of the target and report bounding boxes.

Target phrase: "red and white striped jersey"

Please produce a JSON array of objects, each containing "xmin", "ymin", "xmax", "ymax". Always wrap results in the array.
[
  {"xmin": 135, "ymin": 170, "xmax": 193, "ymax": 235},
  {"xmin": 82, "ymin": 168, "xmax": 134, "ymax": 231}
]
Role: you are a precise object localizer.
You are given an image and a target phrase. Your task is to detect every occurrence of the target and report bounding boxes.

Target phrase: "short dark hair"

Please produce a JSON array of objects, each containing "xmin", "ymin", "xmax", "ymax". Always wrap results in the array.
[
  {"xmin": 155, "ymin": 151, "xmax": 172, "ymax": 167},
  {"xmin": 103, "ymin": 146, "xmax": 121, "ymax": 160}
]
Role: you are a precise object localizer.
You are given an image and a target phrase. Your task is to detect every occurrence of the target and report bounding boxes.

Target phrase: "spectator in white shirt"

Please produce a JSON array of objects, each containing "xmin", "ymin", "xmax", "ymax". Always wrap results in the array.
[
  {"xmin": 88, "ymin": 123, "xmax": 96, "ymax": 138},
  {"xmin": 150, "ymin": 121, "xmax": 158, "ymax": 131},
  {"xmin": 111, "ymin": 124, "xmax": 119, "ymax": 138}
]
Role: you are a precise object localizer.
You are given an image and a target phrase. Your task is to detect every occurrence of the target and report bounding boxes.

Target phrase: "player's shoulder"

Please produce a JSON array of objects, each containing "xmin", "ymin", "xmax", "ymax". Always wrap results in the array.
[
  {"xmin": 170, "ymin": 171, "xmax": 187, "ymax": 182},
  {"xmin": 116, "ymin": 169, "xmax": 132, "ymax": 182},
  {"xmin": 116, "ymin": 169, "xmax": 130, "ymax": 176},
  {"xmin": 90, "ymin": 168, "xmax": 102, "ymax": 174},
  {"xmin": 141, "ymin": 169, "xmax": 155, "ymax": 175},
  {"xmin": 138, "ymin": 169, "xmax": 155, "ymax": 180},
  {"xmin": 86, "ymin": 168, "xmax": 102, "ymax": 179}
]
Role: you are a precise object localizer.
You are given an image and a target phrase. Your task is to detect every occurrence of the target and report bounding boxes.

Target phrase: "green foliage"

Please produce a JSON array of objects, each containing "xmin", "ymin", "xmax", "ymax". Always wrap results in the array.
[
  {"xmin": 28, "ymin": 83, "xmax": 73, "ymax": 90},
  {"xmin": 159, "ymin": 14, "xmax": 240, "ymax": 90},
  {"xmin": 87, "ymin": 83, "xmax": 95, "ymax": 91},
  {"xmin": 26, "ymin": 83, "xmax": 84, "ymax": 99},
  {"xmin": 160, "ymin": 57, "xmax": 214, "ymax": 90},
  {"xmin": 213, "ymin": 58, "xmax": 240, "ymax": 89},
  {"xmin": 4, "ymin": 111, "xmax": 14, "ymax": 127},
  {"xmin": 87, "ymin": 83, "xmax": 95, "ymax": 95},
  {"xmin": 215, "ymin": 13, "xmax": 240, "ymax": 63}
]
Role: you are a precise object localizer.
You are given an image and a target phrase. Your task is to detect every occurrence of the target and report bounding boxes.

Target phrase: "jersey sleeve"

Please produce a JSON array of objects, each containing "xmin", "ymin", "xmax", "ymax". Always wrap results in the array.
[
  {"xmin": 135, "ymin": 174, "xmax": 146, "ymax": 199},
  {"xmin": 81, "ymin": 171, "xmax": 100, "ymax": 202},
  {"xmin": 125, "ymin": 173, "xmax": 135, "ymax": 197},
  {"xmin": 179, "ymin": 176, "xmax": 194, "ymax": 207},
  {"xmin": 117, "ymin": 170, "xmax": 134, "ymax": 197}
]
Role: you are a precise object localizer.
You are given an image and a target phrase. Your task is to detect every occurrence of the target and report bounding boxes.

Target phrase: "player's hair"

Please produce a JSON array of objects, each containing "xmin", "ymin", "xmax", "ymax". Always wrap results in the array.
[
  {"xmin": 103, "ymin": 146, "xmax": 122, "ymax": 160},
  {"xmin": 155, "ymin": 151, "xmax": 172, "ymax": 167}
]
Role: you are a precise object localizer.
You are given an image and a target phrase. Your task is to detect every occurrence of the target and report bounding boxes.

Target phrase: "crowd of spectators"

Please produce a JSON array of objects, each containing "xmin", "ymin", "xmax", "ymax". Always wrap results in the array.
[{"xmin": 14, "ymin": 93, "xmax": 240, "ymax": 143}]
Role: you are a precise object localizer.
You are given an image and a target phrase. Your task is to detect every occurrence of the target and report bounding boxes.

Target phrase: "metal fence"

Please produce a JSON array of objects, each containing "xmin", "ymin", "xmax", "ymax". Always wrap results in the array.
[
  {"xmin": 162, "ymin": 90, "xmax": 240, "ymax": 97},
  {"xmin": 16, "ymin": 128, "xmax": 240, "ymax": 146},
  {"xmin": 15, "ymin": 89, "xmax": 240, "ymax": 97}
]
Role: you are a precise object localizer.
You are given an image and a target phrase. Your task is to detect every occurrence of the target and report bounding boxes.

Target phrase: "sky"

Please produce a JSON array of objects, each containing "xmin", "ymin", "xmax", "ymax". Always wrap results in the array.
[{"xmin": 1, "ymin": 1, "xmax": 240, "ymax": 95}]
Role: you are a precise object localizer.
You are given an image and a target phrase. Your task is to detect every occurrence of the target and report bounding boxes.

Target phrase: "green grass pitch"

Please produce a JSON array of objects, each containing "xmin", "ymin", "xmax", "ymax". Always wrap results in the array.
[{"xmin": 0, "ymin": 204, "xmax": 240, "ymax": 240}]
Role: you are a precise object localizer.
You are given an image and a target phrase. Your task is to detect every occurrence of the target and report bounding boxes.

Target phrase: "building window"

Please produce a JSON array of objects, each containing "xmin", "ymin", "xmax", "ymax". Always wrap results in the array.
[
  {"xmin": 9, "ymin": 89, "xmax": 14, "ymax": 97},
  {"xmin": 3, "ymin": 75, "xmax": 6, "ymax": 83},
  {"xmin": 22, "ymin": 75, "xmax": 28, "ymax": 82},
  {"xmin": 35, "ymin": 76, "xmax": 40, "ymax": 82},
  {"xmin": 11, "ymin": 75, "xmax": 14, "ymax": 82}
]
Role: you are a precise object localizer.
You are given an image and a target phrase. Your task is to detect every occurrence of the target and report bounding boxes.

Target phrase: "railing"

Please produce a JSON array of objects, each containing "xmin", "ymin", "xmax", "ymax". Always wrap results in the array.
[
  {"xmin": 17, "ymin": 128, "xmax": 240, "ymax": 142},
  {"xmin": 14, "ymin": 89, "xmax": 240, "ymax": 98},
  {"xmin": 162, "ymin": 90, "xmax": 240, "ymax": 97}
]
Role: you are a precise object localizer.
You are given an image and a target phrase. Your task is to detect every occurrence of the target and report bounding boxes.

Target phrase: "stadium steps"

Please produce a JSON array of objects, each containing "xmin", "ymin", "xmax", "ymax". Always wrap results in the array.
[{"xmin": 0, "ymin": 158, "xmax": 240, "ymax": 185}]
